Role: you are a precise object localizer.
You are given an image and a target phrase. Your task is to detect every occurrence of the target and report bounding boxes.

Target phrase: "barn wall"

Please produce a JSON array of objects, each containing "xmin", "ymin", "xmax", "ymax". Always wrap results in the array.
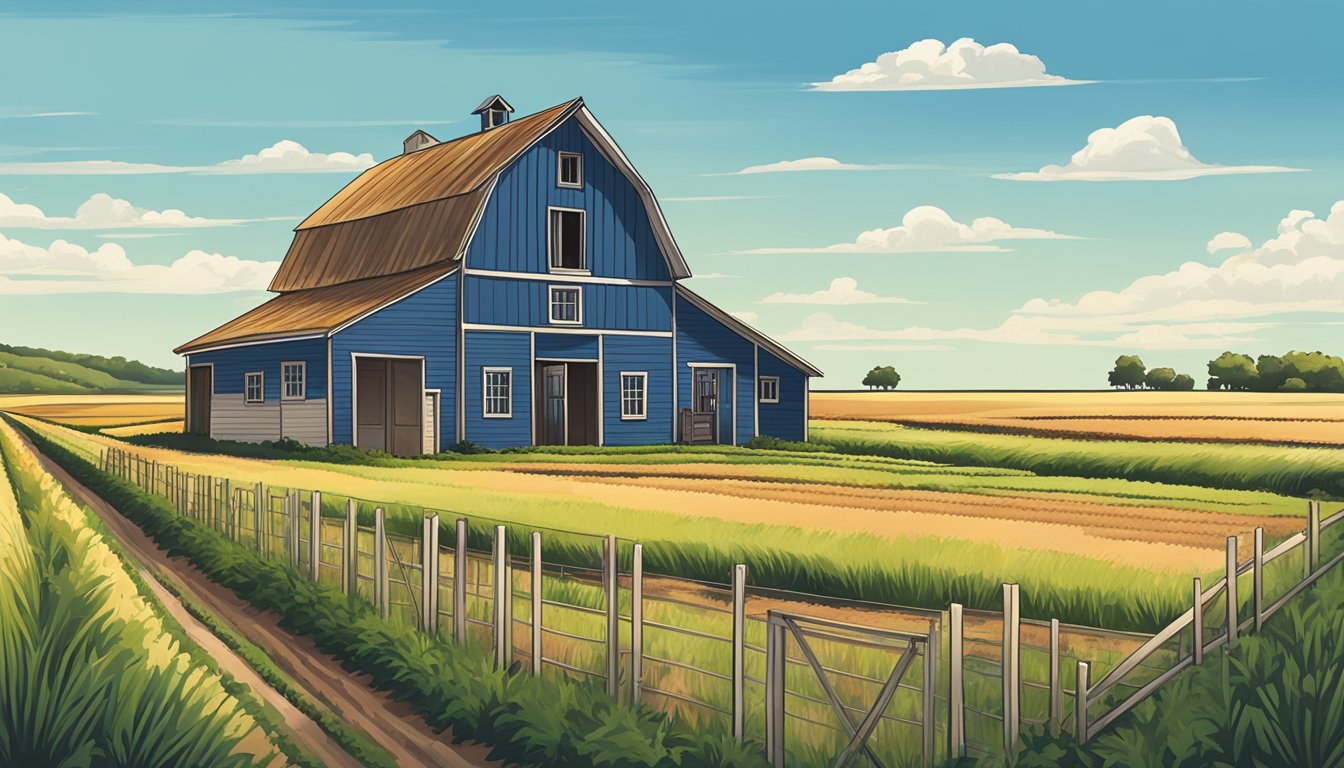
[
  {"xmin": 185, "ymin": 337, "xmax": 328, "ymax": 446},
  {"xmin": 674, "ymin": 294, "xmax": 756, "ymax": 445},
  {"xmin": 756, "ymin": 346, "xmax": 808, "ymax": 442},
  {"xmin": 462, "ymin": 330, "xmax": 533, "ymax": 449},
  {"xmin": 602, "ymin": 335, "xmax": 674, "ymax": 445},
  {"xmin": 463, "ymin": 276, "xmax": 672, "ymax": 332}
]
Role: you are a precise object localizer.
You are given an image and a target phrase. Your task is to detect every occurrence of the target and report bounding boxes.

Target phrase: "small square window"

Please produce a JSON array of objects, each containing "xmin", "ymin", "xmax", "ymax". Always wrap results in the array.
[
  {"xmin": 282, "ymin": 362, "xmax": 306, "ymax": 401},
  {"xmin": 548, "ymin": 208, "xmax": 586, "ymax": 272},
  {"xmin": 558, "ymin": 152, "xmax": 583, "ymax": 188},
  {"xmin": 484, "ymin": 367, "xmax": 512, "ymax": 418},
  {"xmin": 244, "ymin": 372, "xmax": 264, "ymax": 404},
  {"xmin": 759, "ymin": 376, "xmax": 780, "ymax": 404},
  {"xmin": 620, "ymin": 372, "xmax": 647, "ymax": 420},
  {"xmin": 549, "ymin": 286, "xmax": 582, "ymax": 325}
]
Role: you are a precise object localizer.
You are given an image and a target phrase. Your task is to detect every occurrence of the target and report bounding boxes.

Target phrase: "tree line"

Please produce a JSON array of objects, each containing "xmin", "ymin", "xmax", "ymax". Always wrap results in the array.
[
  {"xmin": 1107, "ymin": 355, "xmax": 1196, "ymax": 391},
  {"xmin": 1206, "ymin": 350, "xmax": 1344, "ymax": 392}
]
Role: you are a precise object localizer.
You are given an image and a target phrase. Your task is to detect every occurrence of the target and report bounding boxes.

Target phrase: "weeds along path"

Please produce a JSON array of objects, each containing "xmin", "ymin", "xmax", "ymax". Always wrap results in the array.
[{"xmin": 12, "ymin": 425, "xmax": 495, "ymax": 768}]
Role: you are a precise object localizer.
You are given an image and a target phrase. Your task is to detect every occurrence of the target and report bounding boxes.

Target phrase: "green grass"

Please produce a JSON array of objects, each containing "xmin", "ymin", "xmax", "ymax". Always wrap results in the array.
[
  {"xmin": 0, "ymin": 425, "xmax": 274, "ymax": 767},
  {"xmin": 811, "ymin": 420, "xmax": 1344, "ymax": 500}
]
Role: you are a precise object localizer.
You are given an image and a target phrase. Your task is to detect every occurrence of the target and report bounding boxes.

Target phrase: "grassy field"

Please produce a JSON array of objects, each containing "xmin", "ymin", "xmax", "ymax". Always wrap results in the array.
[
  {"xmin": 0, "ymin": 394, "xmax": 183, "ymax": 428},
  {"xmin": 812, "ymin": 390, "xmax": 1344, "ymax": 446},
  {"xmin": 0, "ymin": 421, "xmax": 286, "ymax": 766}
]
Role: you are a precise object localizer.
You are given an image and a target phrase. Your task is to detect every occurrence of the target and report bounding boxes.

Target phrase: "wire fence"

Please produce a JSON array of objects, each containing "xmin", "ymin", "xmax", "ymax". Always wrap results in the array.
[{"xmin": 99, "ymin": 446, "xmax": 1341, "ymax": 767}]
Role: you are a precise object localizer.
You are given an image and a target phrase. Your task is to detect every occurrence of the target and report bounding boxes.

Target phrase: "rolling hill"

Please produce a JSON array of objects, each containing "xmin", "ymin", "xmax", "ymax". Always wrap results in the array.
[{"xmin": 0, "ymin": 344, "xmax": 180, "ymax": 394}]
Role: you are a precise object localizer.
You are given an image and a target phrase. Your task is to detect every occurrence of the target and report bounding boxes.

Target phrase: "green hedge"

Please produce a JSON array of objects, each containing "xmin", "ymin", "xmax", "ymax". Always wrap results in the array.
[{"xmin": 21, "ymin": 422, "xmax": 768, "ymax": 768}]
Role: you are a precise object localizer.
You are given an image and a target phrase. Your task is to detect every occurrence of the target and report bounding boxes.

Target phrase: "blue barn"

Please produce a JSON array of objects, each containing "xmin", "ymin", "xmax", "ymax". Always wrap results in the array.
[{"xmin": 175, "ymin": 97, "xmax": 820, "ymax": 454}]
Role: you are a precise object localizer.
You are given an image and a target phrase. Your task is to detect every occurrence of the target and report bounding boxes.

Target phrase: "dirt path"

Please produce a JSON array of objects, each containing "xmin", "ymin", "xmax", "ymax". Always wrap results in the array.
[{"xmin": 15, "ymin": 427, "xmax": 495, "ymax": 768}]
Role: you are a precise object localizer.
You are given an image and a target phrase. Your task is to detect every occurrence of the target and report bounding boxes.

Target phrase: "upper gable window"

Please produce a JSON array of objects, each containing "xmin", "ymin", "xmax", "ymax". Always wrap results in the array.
[
  {"xmin": 558, "ymin": 152, "xmax": 583, "ymax": 188},
  {"xmin": 548, "ymin": 207, "xmax": 587, "ymax": 272}
]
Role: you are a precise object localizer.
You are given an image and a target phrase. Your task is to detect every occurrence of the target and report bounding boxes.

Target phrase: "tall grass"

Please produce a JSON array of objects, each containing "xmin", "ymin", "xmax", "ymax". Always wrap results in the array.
[
  {"xmin": 0, "ymin": 424, "xmax": 265, "ymax": 767},
  {"xmin": 812, "ymin": 421, "xmax": 1344, "ymax": 500}
]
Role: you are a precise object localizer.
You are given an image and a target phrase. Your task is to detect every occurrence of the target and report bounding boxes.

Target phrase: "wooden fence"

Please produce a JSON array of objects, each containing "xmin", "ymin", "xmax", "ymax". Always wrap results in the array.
[{"xmin": 96, "ymin": 446, "xmax": 1341, "ymax": 767}]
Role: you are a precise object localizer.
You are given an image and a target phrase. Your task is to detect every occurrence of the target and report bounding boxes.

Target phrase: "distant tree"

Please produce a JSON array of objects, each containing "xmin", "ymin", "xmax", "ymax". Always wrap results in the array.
[
  {"xmin": 1207, "ymin": 352, "xmax": 1258, "ymax": 391},
  {"xmin": 1107, "ymin": 355, "xmax": 1146, "ymax": 390},
  {"xmin": 1255, "ymin": 354, "xmax": 1287, "ymax": 392},
  {"xmin": 1280, "ymin": 350, "xmax": 1344, "ymax": 392},
  {"xmin": 1281, "ymin": 377, "xmax": 1307, "ymax": 391},
  {"xmin": 1144, "ymin": 367, "xmax": 1176, "ymax": 390},
  {"xmin": 1172, "ymin": 373, "xmax": 1196, "ymax": 391},
  {"xmin": 862, "ymin": 365, "xmax": 901, "ymax": 390}
]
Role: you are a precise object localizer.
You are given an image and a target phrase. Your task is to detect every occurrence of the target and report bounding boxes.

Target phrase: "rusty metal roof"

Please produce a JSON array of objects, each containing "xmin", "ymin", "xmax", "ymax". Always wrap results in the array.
[{"xmin": 176, "ymin": 265, "xmax": 455, "ymax": 354}]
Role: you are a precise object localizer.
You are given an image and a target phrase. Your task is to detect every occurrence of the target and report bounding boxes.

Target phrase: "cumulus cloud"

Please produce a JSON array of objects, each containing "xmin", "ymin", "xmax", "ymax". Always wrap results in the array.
[
  {"xmin": 730, "ymin": 310, "xmax": 761, "ymax": 325},
  {"xmin": 0, "ymin": 192, "xmax": 291, "ymax": 229},
  {"xmin": 1206, "ymin": 231, "xmax": 1252, "ymax": 254},
  {"xmin": 0, "ymin": 232, "xmax": 278, "ymax": 294},
  {"xmin": 721, "ymin": 157, "xmax": 901, "ymax": 175},
  {"xmin": 811, "ymin": 38, "xmax": 1088, "ymax": 91},
  {"xmin": 0, "ymin": 140, "xmax": 375, "ymax": 175},
  {"xmin": 741, "ymin": 205, "xmax": 1078, "ymax": 254},
  {"xmin": 760, "ymin": 276, "xmax": 920, "ymax": 305},
  {"xmin": 995, "ymin": 116, "xmax": 1303, "ymax": 181}
]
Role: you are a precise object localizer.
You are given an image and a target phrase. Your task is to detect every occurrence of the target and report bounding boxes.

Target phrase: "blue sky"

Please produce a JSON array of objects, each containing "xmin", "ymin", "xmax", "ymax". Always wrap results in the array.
[{"xmin": 1, "ymin": 1, "xmax": 1341, "ymax": 388}]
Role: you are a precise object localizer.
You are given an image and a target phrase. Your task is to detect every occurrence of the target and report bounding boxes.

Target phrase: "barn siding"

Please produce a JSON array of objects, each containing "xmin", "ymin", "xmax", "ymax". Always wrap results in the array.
[
  {"xmin": 187, "ymin": 337, "xmax": 329, "ymax": 445},
  {"xmin": 465, "ymin": 117, "xmax": 672, "ymax": 281},
  {"xmin": 602, "ymin": 335, "xmax": 674, "ymax": 445},
  {"xmin": 756, "ymin": 346, "xmax": 808, "ymax": 442},
  {"xmin": 674, "ymin": 294, "xmax": 760, "ymax": 445},
  {"xmin": 464, "ymin": 276, "xmax": 672, "ymax": 331},
  {"xmin": 534, "ymin": 332, "xmax": 599, "ymax": 360},
  {"xmin": 463, "ymin": 330, "xmax": 533, "ymax": 449},
  {"xmin": 330, "ymin": 274, "xmax": 457, "ymax": 446}
]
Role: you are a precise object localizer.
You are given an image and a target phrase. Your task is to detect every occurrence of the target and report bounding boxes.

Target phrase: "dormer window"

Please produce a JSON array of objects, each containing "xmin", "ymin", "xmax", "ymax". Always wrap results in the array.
[
  {"xmin": 471, "ymin": 94, "xmax": 515, "ymax": 132},
  {"xmin": 548, "ymin": 207, "xmax": 587, "ymax": 272},
  {"xmin": 558, "ymin": 152, "xmax": 583, "ymax": 188}
]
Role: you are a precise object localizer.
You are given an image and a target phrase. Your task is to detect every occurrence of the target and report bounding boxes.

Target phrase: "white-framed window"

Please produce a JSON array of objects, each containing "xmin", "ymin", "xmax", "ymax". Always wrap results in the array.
[
  {"xmin": 483, "ymin": 367, "xmax": 512, "ymax": 418},
  {"xmin": 759, "ymin": 376, "xmax": 780, "ymax": 404},
  {"xmin": 548, "ymin": 285, "xmax": 582, "ymax": 325},
  {"xmin": 557, "ymin": 151, "xmax": 583, "ymax": 188},
  {"xmin": 281, "ymin": 361, "xmax": 306, "ymax": 401},
  {"xmin": 620, "ymin": 372, "xmax": 647, "ymax": 420},
  {"xmin": 244, "ymin": 372, "xmax": 264, "ymax": 404},
  {"xmin": 547, "ymin": 207, "xmax": 587, "ymax": 272}
]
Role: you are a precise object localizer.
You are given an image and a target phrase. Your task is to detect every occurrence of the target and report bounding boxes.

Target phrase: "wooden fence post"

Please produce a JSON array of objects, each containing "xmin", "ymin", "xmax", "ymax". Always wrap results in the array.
[
  {"xmin": 531, "ymin": 532, "xmax": 544, "ymax": 676},
  {"xmin": 1308, "ymin": 500, "xmax": 1321, "ymax": 573},
  {"xmin": 1002, "ymin": 583, "xmax": 1021, "ymax": 758},
  {"xmin": 493, "ymin": 525, "xmax": 508, "ymax": 669},
  {"xmin": 630, "ymin": 542, "xmax": 643, "ymax": 701},
  {"xmin": 1253, "ymin": 527, "xmax": 1264, "ymax": 632},
  {"xmin": 309, "ymin": 491, "xmax": 322, "ymax": 581},
  {"xmin": 948, "ymin": 603, "xmax": 965, "ymax": 759},
  {"xmin": 923, "ymin": 619, "xmax": 938, "ymax": 768},
  {"xmin": 731, "ymin": 563, "xmax": 747, "ymax": 742},
  {"xmin": 374, "ymin": 508, "xmax": 388, "ymax": 619},
  {"xmin": 1226, "ymin": 537, "xmax": 1238, "ymax": 650},
  {"xmin": 454, "ymin": 519, "xmax": 467, "ymax": 645},
  {"xmin": 604, "ymin": 534, "xmax": 619, "ymax": 699},
  {"xmin": 421, "ymin": 514, "xmax": 440, "ymax": 635},
  {"xmin": 1074, "ymin": 661, "xmax": 1089, "ymax": 744},
  {"xmin": 290, "ymin": 491, "xmax": 302, "ymax": 567},
  {"xmin": 1049, "ymin": 618, "xmax": 1061, "ymax": 733},
  {"xmin": 1192, "ymin": 577, "xmax": 1204, "ymax": 665},
  {"xmin": 342, "ymin": 499, "xmax": 357, "ymax": 597},
  {"xmin": 253, "ymin": 483, "xmax": 264, "ymax": 552},
  {"xmin": 765, "ymin": 613, "xmax": 786, "ymax": 768}
]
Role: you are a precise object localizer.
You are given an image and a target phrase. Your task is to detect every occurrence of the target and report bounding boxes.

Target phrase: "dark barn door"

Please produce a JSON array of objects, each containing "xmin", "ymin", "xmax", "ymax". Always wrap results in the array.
[
  {"xmin": 188, "ymin": 366, "xmax": 212, "ymax": 436},
  {"xmin": 355, "ymin": 357, "xmax": 423, "ymax": 456},
  {"xmin": 692, "ymin": 369, "xmax": 719, "ymax": 444},
  {"xmin": 539, "ymin": 364, "xmax": 566, "ymax": 446}
]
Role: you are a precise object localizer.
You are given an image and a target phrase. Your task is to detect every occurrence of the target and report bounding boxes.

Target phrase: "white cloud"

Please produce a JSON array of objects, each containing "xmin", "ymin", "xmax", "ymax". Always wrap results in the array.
[
  {"xmin": 730, "ymin": 310, "xmax": 760, "ymax": 325},
  {"xmin": 722, "ymin": 157, "xmax": 899, "ymax": 175},
  {"xmin": 811, "ymin": 38, "xmax": 1088, "ymax": 92},
  {"xmin": 0, "ymin": 192, "xmax": 291, "ymax": 229},
  {"xmin": 0, "ymin": 140, "xmax": 375, "ymax": 176},
  {"xmin": 1206, "ymin": 231, "xmax": 1252, "ymax": 254},
  {"xmin": 995, "ymin": 116, "xmax": 1303, "ymax": 181},
  {"xmin": 814, "ymin": 343, "xmax": 953, "ymax": 352},
  {"xmin": 0, "ymin": 111, "xmax": 97, "ymax": 119},
  {"xmin": 741, "ymin": 205, "xmax": 1078, "ymax": 254},
  {"xmin": 0, "ymin": 232, "xmax": 278, "ymax": 294},
  {"xmin": 760, "ymin": 276, "xmax": 920, "ymax": 305}
]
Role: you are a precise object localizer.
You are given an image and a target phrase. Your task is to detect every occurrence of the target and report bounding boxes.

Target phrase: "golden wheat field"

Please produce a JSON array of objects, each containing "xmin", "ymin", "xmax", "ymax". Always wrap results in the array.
[
  {"xmin": 0, "ymin": 394, "xmax": 184, "ymax": 427},
  {"xmin": 810, "ymin": 391, "xmax": 1344, "ymax": 446}
]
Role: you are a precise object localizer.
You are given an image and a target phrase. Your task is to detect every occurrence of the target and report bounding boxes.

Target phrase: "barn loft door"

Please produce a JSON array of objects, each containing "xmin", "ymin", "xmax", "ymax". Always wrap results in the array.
[{"xmin": 356, "ymin": 357, "xmax": 424, "ymax": 456}]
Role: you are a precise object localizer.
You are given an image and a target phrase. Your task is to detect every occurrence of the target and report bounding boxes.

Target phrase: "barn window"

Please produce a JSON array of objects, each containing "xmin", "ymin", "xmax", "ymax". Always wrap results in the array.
[
  {"xmin": 558, "ymin": 152, "xmax": 583, "ymax": 188},
  {"xmin": 620, "ymin": 372, "xmax": 647, "ymax": 420},
  {"xmin": 548, "ymin": 208, "xmax": 586, "ymax": 272},
  {"xmin": 281, "ymin": 361, "xmax": 306, "ymax": 401},
  {"xmin": 244, "ymin": 372, "xmax": 264, "ymax": 404},
  {"xmin": 759, "ymin": 376, "xmax": 779, "ymax": 404},
  {"xmin": 548, "ymin": 286, "xmax": 582, "ymax": 325},
  {"xmin": 483, "ymin": 367, "xmax": 512, "ymax": 418}
]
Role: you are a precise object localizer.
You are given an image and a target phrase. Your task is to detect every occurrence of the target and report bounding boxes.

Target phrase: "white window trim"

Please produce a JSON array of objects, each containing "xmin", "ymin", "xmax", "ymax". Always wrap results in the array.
[
  {"xmin": 759, "ymin": 376, "xmax": 780, "ymax": 404},
  {"xmin": 547, "ymin": 285, "xmax": 583, "ymax": 326},
  {"xmin": 619, "ymin": 371, "xmax": 648, "ymax": 421},
  {"xmin": 281, "ymin": 361, "xmax": 307, "ymax": 401},
  {"xmin": 547, "ymin": 206, "xmax": 589, "ymax": 274},
  {"xmin": 244, "ymin": 371, "xmax": 265, "ymax": 405},
  {"xmin": 482, "ymin": 366, "xmax": 513, "ymax": 419},
  {"xmin": 557, "ymin": 151, "xmax": 583, "ymax": 189}
]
